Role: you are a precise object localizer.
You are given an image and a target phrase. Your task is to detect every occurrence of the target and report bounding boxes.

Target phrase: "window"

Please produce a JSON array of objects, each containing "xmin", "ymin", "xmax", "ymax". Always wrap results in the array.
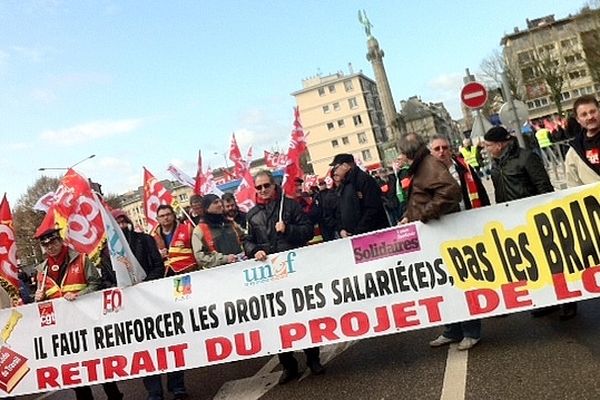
[
  {"xmin": 518, "ymin": 50, "xmax": 535, "ymax": 64},
  {"xmin": 353, "ymin": 115, "xmax": 363, "ymax": 126},
  {"xmin": 328, "ymin": 84, "xmax": 336, "ymax": 93},
  {"xmin": 361, "ymin": 149, "xmax": 372, "ymax": 161},
  {"xmin": 344, "ymin": 80, "xmax": 353, "ymax": 91},
  {"xmin": 337, "ymin": 119, "xmax": 345, "ymax": 128},
  {"xmin": 561, "ymin": 91, "xmax": 571, "ymax": 101},
  {"xmin": 342, "ymin": 136, "xmax": 350, "ymax": 145},
  {"xmin": 333, "ymin": 102, "xmax": 340, "ymax": 111},
  {"xmin": 569, "ymin": 70, "xmax": 586, "ymax": 79},
  {"xmin": 521, "ymin": 66, "xmax": 538, "ymax": 80},
  {"xmin": 357, "ymin": 132, "xmax": 367, "ymax": 144},
  {"xmin": 327, "ymin": 122, "xmax": 335, "ymax": 131},
  {"xmin": 331, "ymin": 139, "xmax": 339, "ymax": 148},
  {"xmin": 318, "ymin": 87, "xmax": 325, "ymax": 96},
  {"xmin": 179, "ymin": 193, "xmax": 188, "ymax": 201},
  {"xmin": 348, "ymin": 97, "xmax": 358, "ymax": 109},
  {"xmin": 565, "ymin": 53, "xmax": 583, "ymax": 63},
  {"xmin": 322, "ymin": 105, "xmax": 330, "ymax": 113},
  {"xmin": 560, "ymin": 38, "xmax": 577, "ymax": 48}
]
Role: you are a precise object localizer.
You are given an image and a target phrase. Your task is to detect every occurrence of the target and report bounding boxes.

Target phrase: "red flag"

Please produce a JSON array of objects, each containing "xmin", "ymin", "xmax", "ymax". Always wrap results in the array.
[
  {"xmin": 282, "ymin": 107, "xmax": 309, "ymax": 197},
  {"xmin": 143, "ymin": 167, "xmax": 178, "ymax": 232},
  {"xmin": 543, "ymin": 118, "xmax": 557, "ymax": 132},
  {"xmin": 234, "ymin": 167, "xmax": 256, "ymax": 213},
  {"xmin": 229, "ymin": 133, "xmax": 246, "ymax": 178},
  {"xmin": 194, "ymin": 150, "xmax": 204, "ymax": 195},
  {"xmin": 35, "ymin": 169, "xmax": 106, "ymax": 265},
  {"xmin": 264, "ymin": 150, "xmax": 288, "ymax": 169},
  {"xmin": 0, "ymin": 195, "xmax": 22, "ymax": 306}
]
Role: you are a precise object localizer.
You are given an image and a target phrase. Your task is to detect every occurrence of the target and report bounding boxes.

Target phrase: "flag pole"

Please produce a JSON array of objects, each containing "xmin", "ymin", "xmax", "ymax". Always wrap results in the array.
[{"xmin": 177, "ymin": 204, "xmax": 197, "ymax": 227}]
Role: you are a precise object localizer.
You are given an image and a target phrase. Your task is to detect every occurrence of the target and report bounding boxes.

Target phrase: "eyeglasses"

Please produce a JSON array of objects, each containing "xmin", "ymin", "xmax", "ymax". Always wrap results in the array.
[
  {"xmin": 432, "ymin": 145, "xmax": 449, "ymax": 151},
  {"xmin": 255, "ymin": 183, "xmax": 272, "ymax": 191}
]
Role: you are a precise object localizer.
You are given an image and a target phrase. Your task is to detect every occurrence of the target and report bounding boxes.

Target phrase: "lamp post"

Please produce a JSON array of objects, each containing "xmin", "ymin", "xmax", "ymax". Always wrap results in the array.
[{"xmin": 38, "ymin": 154, "xmax": 96, "ymax": 171}]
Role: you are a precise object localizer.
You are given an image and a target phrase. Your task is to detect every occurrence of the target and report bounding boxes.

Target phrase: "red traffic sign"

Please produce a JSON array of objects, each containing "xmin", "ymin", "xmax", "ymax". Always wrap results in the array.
[{"xmin": 461, "ymin": 81, "xmax": 488, "ymax": 109}]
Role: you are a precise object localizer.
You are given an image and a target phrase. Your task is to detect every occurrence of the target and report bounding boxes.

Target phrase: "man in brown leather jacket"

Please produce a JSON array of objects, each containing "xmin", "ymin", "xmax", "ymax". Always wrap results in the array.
[{"xmin": 398, "ymin": 133, "xmax": 461, "ymax": 223}]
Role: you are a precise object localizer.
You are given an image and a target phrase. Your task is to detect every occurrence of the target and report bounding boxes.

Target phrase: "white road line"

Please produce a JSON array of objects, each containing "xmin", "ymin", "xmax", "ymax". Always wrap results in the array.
[
  {"xmin": 440, "ymin": 344, "xmax": 468, "ymax": 400},
  {"xmin": 216, "ymin": 341, "xmax": 357, "ymax": 399}
]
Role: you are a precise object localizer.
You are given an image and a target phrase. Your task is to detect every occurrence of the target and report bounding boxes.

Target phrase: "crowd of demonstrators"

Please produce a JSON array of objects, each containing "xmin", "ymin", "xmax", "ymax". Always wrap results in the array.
[
  {"xmin": 32, "ymin": 228, "xmax": 123, "ymax": 400},
  {"xmin": 566, "ymin": 95, "xmax": 600, "ymax": 187},
  {"xmin": 243, "ymin": 170, "xmax": 324, "ymax": 384},
  {"xmin": 191, "ymin": 194, "xmax": 245, "ymax": 269},
  {"xmin": 427, "ymin": 134, "xmax": 491, "ymax": 351},
  {"xmin": 329, "ymin": 153, "xmax": 389, "ymax": 238},
  {"xmin": 18, "ymin": 95, "xmax": 600, "ymax": 397},
  {"xmin": 483, "ymin": 126, "xmax": 576, "ymax": 320}
]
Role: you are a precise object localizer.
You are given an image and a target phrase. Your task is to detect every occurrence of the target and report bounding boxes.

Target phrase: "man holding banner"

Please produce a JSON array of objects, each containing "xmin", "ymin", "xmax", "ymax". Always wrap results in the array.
[
  {"xmin": 34, "ymin": 228, "xmax": 123, "ymax": 400},
  {"xmin": 243, "ymin": 170, "xmax": 323, "ymax": 384}
]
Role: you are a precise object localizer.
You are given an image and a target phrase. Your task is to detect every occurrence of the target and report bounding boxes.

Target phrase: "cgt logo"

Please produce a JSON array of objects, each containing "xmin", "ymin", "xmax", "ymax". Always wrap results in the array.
[
  {"xmin": 173, "ymin": 275, "xmax": 192, "ymax": 301},
  {"xmin": 103, "ymin": 288, "xmax": 123, "ymax": 314},
  {"xmin": 37, "ymin": 302, "xmax": 56, "ymax": 327},
  {"xmin": 243, "ymin": 251, "xmax": 297, "ymax": 286}
]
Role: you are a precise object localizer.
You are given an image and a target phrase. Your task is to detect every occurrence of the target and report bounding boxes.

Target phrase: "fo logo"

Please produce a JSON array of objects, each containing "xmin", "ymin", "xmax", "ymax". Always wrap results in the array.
[
  {"xmin": 103, "ymin": 288, "xmax": 123, "ymax": 314},
  {"xmin": 37, "ymin": 302, "xmax": 56, "ymax": 327}
]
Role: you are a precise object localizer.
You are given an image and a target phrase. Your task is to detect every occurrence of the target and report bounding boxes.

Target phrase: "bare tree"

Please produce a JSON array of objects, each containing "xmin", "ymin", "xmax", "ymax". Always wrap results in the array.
[
  {"xmin": 535, "ymin": 46, "xmax": 567, "ymax": 116},
  {"xmin": 13, "ymin": 176, "xmax": 60, "ymax": 266},
  {"xmin": 578, "ymin": 7, "xmax": 600, "ymax": 83},
  {"xmin": 480, "ymin": 49, "xmax": 522, "ymax": 100}
]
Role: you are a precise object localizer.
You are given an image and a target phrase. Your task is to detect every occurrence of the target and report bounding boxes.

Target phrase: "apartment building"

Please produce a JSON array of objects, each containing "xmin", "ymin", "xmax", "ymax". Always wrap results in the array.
[
  {"xmin": 501, "ymin": 9, "xmax": 600, "ymax": 119},
  {"xmin": 291, "ymin": 71, "xmax": 388, "ymax": 177}
]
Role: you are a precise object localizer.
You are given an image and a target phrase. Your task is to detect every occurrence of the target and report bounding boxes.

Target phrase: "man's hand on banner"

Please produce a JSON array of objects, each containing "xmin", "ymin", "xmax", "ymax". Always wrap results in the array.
[{"xmin": 254, "ymin": 250, "xmax": 267, "ymax": 261}]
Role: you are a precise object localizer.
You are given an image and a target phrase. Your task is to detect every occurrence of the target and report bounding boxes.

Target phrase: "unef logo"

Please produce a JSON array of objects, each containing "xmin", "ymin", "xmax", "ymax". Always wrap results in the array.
[
  {"xmin": 243, "ymin": 251, "xmax": 297, "ymax": 286},
  {"xmin": 173, "ymin": 275, "xmax": 192, "ymax": 301},
  {"xmin": 37, "ymin": 302, "xmax": 56, "ymax": 327},
  {"xmin": 103, "ymin": 288, "xmax": 123, "ymax": 314}
]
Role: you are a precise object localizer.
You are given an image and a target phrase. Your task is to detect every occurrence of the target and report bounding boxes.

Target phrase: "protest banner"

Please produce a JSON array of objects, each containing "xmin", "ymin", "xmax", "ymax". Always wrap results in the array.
[{"xmin": 0, "ymin": 183, "xmax": 598, "ymax": 397}]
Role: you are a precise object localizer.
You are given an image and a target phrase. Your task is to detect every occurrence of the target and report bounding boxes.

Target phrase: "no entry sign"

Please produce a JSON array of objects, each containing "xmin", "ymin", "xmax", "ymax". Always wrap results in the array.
[{"xmin": 461, "ymin": 81, "xmax": 488, "ymax": 109}]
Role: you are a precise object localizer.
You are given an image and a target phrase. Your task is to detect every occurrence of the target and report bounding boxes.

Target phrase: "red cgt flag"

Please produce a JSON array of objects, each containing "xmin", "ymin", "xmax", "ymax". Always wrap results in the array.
[
  {"xmin": 264, "ymin": 150, "xmax": 288, "ymax": 169},
  {"xmin": 143, "ymin": 167, "xmax": 178, "ymax": 232},
  {"xmin": 193, "ymin": 150, "xmax": 204, "ymax": 195},
  {"xmin": 0, "ymin": 195, "xmax": 23, "ymax": 306},
  {"xmin": 229, "ymin": 133, "xmax": 247, "ymax": 179},
  {"xmin": 282, "ymin": 107, "xmax": 308, "ymax": 198},
  {"xmin": 35, "ymin": 169, "xmax": 106, "ymax": 266}
]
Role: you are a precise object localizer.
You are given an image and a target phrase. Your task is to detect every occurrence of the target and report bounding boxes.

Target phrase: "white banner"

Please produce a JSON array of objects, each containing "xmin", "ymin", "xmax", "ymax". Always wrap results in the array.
[{"xmin": 0, "ymin": 183, "xmax": 598, "ymax": 397}]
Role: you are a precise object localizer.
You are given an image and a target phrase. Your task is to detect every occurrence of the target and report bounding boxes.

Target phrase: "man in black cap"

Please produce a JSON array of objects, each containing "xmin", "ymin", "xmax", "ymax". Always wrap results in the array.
[
  {"xmin": 483, "ymin": 127, "xmax": 575, "ymax": 320},
  {"xmin": 34, "ymin": 228, "xmax": 122, "ymax": 400},
  {"xmin": 329, "ymin": 153, "xmax": 388, "ymax": 238},
  {"xmin": 483, "ymin": 126, "xmax": 553, "ymax": 204},
  {"xmin": 191, "ymin": 194, "xmax": 245, "ymax": 269}
]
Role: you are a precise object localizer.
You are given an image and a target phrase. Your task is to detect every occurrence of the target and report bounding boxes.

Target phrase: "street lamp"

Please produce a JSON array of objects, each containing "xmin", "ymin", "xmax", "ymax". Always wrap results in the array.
[{"xmin": 38, "ymin": 154, "xmax": 96, "ymax": 171}]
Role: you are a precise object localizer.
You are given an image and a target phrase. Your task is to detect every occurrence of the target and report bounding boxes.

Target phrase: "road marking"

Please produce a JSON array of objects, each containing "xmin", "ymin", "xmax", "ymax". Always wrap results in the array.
[
  {"xmin": 440, "ymin": 344, "xmax": 468, "ymax": 400},
  {"xmin": 215, "ymin": 341, "xmax": 356, "ymax": 399}
]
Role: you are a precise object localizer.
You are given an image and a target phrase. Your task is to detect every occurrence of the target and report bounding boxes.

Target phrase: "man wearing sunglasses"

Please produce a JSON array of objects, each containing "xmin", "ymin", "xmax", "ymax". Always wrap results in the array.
[
  {"xmin": 243, "ymin": 170, "xmax": 323, "ymax": 384},
  {"xmin": 427, "ymin": 134, "xmax": 490, "ymax": 351}
]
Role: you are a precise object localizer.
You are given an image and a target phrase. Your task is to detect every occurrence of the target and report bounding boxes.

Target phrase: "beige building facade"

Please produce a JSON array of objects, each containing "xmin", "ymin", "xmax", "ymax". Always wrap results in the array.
[
  {"xmin": 292, "ymin": 71, "xmax": 388, "ymax": 177},
  {"xmin": 502, "ymin": 10, "xmax": 600, "ymax": 119}
]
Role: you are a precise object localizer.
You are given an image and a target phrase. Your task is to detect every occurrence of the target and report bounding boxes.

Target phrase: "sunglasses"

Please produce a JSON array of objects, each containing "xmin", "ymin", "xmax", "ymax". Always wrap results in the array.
[
  {"xmin": 432, "ymin": 145, "xmax": 449, "ymax": 151},
  {"xmin": 255, "ymin": 183, "xmax": 272, "ymax": 191}
]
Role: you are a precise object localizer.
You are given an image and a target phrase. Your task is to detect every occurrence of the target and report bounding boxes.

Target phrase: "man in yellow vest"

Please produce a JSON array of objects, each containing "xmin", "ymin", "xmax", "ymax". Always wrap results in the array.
[
  {"xmin": 34, "ymin": 228, "xmax": 122, "ymax": 400},
  {"xmin": 459, "ymin": 138, "xmax": 483, "ymax": 177},
  {"xmin": 535, "ymin": 124, "xmax": 561, "ymax": 168}
]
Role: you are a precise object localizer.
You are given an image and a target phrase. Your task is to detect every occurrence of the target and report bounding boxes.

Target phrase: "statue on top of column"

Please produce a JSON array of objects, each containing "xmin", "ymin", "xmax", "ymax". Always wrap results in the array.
[{"xmin": 358, "ymin": 9, "xmax": 373, "ymax": 38}]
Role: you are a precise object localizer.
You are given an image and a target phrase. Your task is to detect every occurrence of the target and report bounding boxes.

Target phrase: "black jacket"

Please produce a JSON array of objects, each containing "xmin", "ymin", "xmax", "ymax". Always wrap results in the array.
[
  {"xmin": 336, "ymin": 166, "xmax": 389, "ymax": 234},
  {"xmin": 490, "ymin": 139, "xmax": 554, "ymax": 203},
  {"xmin": 243, "ymin": 187, "xmax": 314, "ymax": 257}
]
